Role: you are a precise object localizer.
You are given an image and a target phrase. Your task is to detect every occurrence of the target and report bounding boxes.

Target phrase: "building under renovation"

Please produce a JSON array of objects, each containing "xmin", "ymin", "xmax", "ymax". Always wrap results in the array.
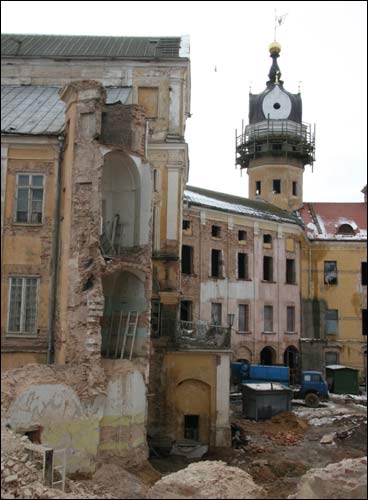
[{"xmin": 1, "ymin": 34, "xmax": 366, "ymax": 475}]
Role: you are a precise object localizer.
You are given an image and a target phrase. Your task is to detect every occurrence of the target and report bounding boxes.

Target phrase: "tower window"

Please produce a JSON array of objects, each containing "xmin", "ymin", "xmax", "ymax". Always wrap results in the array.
[
  {"xmin": 272, "ymin": 143, "xmax": 282, "ymax": 151},
  {"xmin": 256, "ymin": 181, "xmax": 261, "ymax": 195},
  {"xmin": 273, "ymin": 102, "xmax": 281, "ymax": 110},
  {"xmin": 273, "ymin": 179, "xmax": 281, "ymax": 194},
  {"xmin": 292, "ymin": 181, "xmax": 298, "ymax": 196}
]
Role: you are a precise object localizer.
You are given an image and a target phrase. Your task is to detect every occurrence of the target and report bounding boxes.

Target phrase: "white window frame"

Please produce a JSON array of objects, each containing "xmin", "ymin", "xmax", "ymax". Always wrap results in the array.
[
  {"xmin": 14, "ymin": 173, "xmax": 45, "ymax": 224},
  {"xmin": 7, "ymin": 276, "xmax": 40, "ymax": 337}
]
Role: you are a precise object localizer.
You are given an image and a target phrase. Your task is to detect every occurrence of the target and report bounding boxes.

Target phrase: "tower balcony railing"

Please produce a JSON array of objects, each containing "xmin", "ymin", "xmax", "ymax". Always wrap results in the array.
[
  {"xmin": 159, "ymin": 319, "xmax": 231, "ymax": 350},
  {"xmin": 237, "ymin": 120, "xmax": 313, "ymax": 147}
]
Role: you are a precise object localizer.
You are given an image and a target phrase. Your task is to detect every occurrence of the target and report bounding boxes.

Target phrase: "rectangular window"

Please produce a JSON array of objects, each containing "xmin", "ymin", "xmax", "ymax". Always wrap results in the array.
[
  {"xmin": 256, "ymin": 181, "xmax": 261, "ymax": 195},
  {"xmin": 264, "ymin": 305, "xmax": 273, "ymax": 333},
  {"xmin": 211, "ymin": 303, "xmax": 222, "ymax": 325},
  {"xmin": 363, "ymin": 309, "xmax": 367, "ymax": 336},
  {"xmin": 151, "ymin": 300, "xmax": 161, "ymax": 336},
  {"xmin": 273, "ymin": 179, "xmax": 281, "ymax": 194},
  {"xmin": 325, "ymin": 351, "xmax": 339, "ymax": 365},
  {"xmin": 292, "ymin": 181, "xmax": 298, "ymax": 196},
  {"xmin": 238, "ymin": 230, "xmax": 247, "ymax": 241},
  {"xmin": 184, "ymin": 415, "xmax": 199, "ymax": 441},
  {"xmin": 211, "ymin": 225, "xmax": 221, "ymax": 237},
  {"xmin": 362, "ymin": 262, "xmax": 367, "ymax": 286},
  {"xmin": 211, "ymin": 249, "xmax": 222, "ymax": 278},
  {"xmin": 324, "ymin": 261, "xmax": 338, "ymax": 285},
  {"xmin": 181, "ymin": 245, "xmax": 193, "ymax": 274},
  {"xmin": 238, "ymin": 304, "xmax": 249, "ymax": 332},
  {"xmin": 325, "ymin": 309, "xmax": 338, "ymax": 334},
  {"xmin": 263, "ymin": 234, "xmax": 272, "ymax": 247},
  {"xmin": 7, "ymin": 277, "xmax": 39, "ymax": 334},
  {"xmin": 238, "ymin": 253, "xmax": 248, "ymax": 280},
  {"xmin": 183, "ymin": 220, "xmax": 191, "ymax": 230},
  {"xmin": 287, "ymin": 306, "xmax": 295, "ymax": 332},
  {"xmin": 180, "ymin": 300, "xmax": 192, "ymax": 322},
  {"xmin": 15, "ymin": 174, "xmax": 44, "ymax": 224},
  {"xmin": 138, "ymin": 87, "xmax": 159, "ymax": 118},
  {"xmin": 286, "ymin": 259, "xmax": 296, "ymax": 284},
  {"xmin": 263, "ymin": 256, "xmax": 273, "ymax": 281}
]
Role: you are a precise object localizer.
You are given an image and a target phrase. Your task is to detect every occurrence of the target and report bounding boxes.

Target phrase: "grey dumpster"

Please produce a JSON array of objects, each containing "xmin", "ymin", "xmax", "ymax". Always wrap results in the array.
[{"xmin": 241, "ymin": 382, "xmax": 293, "ymax": 421}]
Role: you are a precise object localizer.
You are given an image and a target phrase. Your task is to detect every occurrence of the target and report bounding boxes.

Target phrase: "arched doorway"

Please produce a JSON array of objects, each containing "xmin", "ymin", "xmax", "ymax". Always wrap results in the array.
[
  {"xmin": 260, "ymin": 346, "xmax": 276, "ymax": 365},
  {"xmin": 102, "ymin": 151, "xmax": 140, "ymax": 251},
  {"xmin": 175, "ymin": 379, "xmax": 211, "ymax": 444},
  {"xmin": 284, "ymin": 346, "xmax": 299, "ymax": 384}
]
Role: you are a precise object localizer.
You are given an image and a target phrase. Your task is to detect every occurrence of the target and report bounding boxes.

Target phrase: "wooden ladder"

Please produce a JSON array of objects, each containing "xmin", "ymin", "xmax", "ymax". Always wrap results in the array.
[{"xmin": 121, "ymin": 311, "xmax": 139, "ymax": 360}]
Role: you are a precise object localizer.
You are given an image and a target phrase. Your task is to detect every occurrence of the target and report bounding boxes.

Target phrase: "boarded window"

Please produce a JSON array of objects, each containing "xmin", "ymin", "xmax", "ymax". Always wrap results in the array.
[
  {"xmin": 211, "ymin": 225, "xmax": 221, "ymax": 237},
  {"xmin": 238, "ymin": 304, "xmax": 249, "ymax": 332},
  {"xmin": 325, "ymin": 309, "xmax": 338, "ymax": 334},
  {"xmin": 15, "ymin": 174, "xmax": 44, "ymax": 224},
  {"xmin": 256, "ymin": 181, "xmax": 261, "ymax": 195},
  {"xmin": 238, "ymin": 253, "xmax": 248, "ymax": 279},
  {"xmin": 286, "ymin": 259, "xmax": 296, "ymax": 284},
  {"xmin": 263, "ymin": 256, "xmax": 273, "ymax": 281},
  {"xmin": 211, "ymin": 303, "xmax": 222, "ymax": 325},
  {"xmin": 363, "ymin": 309, "xmax": 367, "ymax": 336},
  {"xmin": 8, "ymin": 277, "xmax": 39, "ymax": 334},
  {"xmin": 287, "ymin": 306, "xmax": 295, "ymax": 332},
  {"xmin": 362, "ymin": 262, "xmax": 367, "ymax": 286},
  {"xmin": 292, "ymin": 181, "xmax": 298, "ymax": 196},
  {"xmin": 273, "ymin": 179, "xmax": 281, "ymax": 193},
  {"xmin": 211, "ymin": 249, "xmax": 222, "ymax": 278},
  {"xmin": 264, "ymin": 305, "xmax": 273, "ymax": 332},
  {"xmin": 324, "ymin": 261, "xmax": 338, "ymax": 285},
  {"xmin": 181, "ymin": 245, "xmax": 193, "ymax": 274},
  {"xmin": 238, "ymin": 230, "xmax": 247, "ymax": 241},
  {"xmin": 138, "ymin": 87, "xmax": 159, "ymax": 118},
  {"xmin": 325, "ymin": 351, "xmax": 339, "ymax": 365},
  {"xmin": 180, "ymin": 301, "xmax": 192, "ymax": 322},
  {"xmin": 286, "ymin": 238, "xmax": 295, "ymax": 252}
]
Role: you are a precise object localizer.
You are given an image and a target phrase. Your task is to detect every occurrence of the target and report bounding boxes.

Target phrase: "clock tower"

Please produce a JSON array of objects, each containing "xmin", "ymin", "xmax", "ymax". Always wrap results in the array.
[{"xmin": 236, "ymin": 42, "xmax": 315, "ymax": 211}]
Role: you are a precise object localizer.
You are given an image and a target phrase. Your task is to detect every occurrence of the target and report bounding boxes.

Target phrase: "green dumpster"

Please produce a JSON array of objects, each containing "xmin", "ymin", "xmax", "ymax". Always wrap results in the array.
[{"xmin": 325, "ymin": 365, "xmax": 359, "ymax": 395}]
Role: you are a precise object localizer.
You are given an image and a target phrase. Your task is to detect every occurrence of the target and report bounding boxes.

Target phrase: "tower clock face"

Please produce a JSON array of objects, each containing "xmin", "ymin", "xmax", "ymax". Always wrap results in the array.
[{"xmin": 262, "ymin": 85, "xmax": 292, "ymax": 120}]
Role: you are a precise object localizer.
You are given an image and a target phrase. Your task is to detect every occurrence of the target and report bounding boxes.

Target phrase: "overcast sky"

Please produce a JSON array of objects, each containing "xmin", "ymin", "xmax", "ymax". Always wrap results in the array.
[{"xmin": 2, "ymin": 1, "xmax": 367, "ymax": 202}]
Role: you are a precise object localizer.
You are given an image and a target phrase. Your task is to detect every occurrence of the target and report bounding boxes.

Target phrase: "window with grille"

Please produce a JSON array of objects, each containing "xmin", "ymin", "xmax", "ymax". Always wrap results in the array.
[
  {"xmin": 264, "ymin": 305, "xmax": 273, "ymax": 333},
  {"xmin": 325, "ymin": 309, "xmax": 338, "ymax": 334},
  {"xmin": 287, "ymin": 306, "xmax": 295, "ymax": 332},
  {"xmin": 238, "ymin": 304, "xmax": 249, "ymax": 332},
  {"xmin": 7, "ymin": 277, "xmax": 39, "ymax": 334},
  {"xmin": 15, "ymin": 174, "xmax": 44, "ymax": 224}
]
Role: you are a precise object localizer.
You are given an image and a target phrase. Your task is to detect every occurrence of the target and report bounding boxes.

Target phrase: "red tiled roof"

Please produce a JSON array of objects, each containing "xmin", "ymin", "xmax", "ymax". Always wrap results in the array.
[{"xmin": 299, "ymin": 202, "xmax": 367, "ymax": 241}]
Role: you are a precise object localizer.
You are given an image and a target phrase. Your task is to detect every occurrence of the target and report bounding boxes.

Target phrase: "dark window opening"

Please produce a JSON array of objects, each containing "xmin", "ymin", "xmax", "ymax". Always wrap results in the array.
[
  {"xmin": 211, "ymin": 249, "xmax": 222, "ymax": 277},
  {"xmin": 211, "ymin": 225, "xmax": 221, "ymax": 237},
  {"xmin": 292, "ymin": 181, "xmax": 298, "ymax": 196},
  {"xmin": 337, "ymin": 224, "xmax": 355, "ymax": 235},
  {"xmin": 153, "ymin": 169, "xmax": 158, "ymax": 192},
  {"xmin": 363, "ymin": 309, "xmax": 367, "ymax": 336},
  {"xmin": 151, "ymin": 300, "xmax": 161, "ymax": 336},
  {"xmin": 24, "ymin": 427, "xmax": 42, "ymax": 444},
  {"xmin": 238, "ymin": 304, "xmax": 249, "ymax": 332},
  {"xmin": 238, "ymin": 253, "xmax": 248, "ymax": 279},
  {"xmin": 238, "ymin": 230, "xmax": 247, "ymax": 241},
  {"xmin": 182, "ymin": 220, "xmax": 191, "ymax": 230},
  {"xmin": 181, "ymin": 301, "xmax": 192, "ymax": 322},
  {"xmin": 324, "ymin": 261, "xmax": 338, "ymax": 285},
  {"xmin": 263, "ymin": 256, "xmax": 273, "ymax": 281},
  {"xmin": 184, "ymin": 415, "xmax": 199, "ymax": 441},
  {"xmin": 273, "ymin": 179, "xmax": 281, "ymax": 194},
  {"xmin": 272, "ymin": 143, "xmax": 282, "ymax": 151},
  {"xmin": 263, "ymin": 234, "xmax": 272, "ymax": 245},
  {"xmin": 286, "ymin": 259, "xmax": 296, "ymax": 284},
  {"xmin": 182, "ymin": 245, "xmax": 193, "ymax": 274},
  {"xmin": 256, "ymin": 181, "xmax": 261, "ymax": 195},
  {"xmin": 362, "ymin": 262, "xmax": 367, "ymax": 286}
]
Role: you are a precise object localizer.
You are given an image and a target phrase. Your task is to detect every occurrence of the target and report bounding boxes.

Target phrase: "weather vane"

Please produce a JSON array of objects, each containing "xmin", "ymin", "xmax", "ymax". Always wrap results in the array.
[{"xmin": 274, "ymin": 9, "xmax": 288, "ymax": 41}]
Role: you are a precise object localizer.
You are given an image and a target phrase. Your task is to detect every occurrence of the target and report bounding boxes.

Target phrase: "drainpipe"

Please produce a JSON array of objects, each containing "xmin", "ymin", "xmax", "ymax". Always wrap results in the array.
[{"xmin": 47, "ymin": 135, "xmax": 64, "ymax": 364}]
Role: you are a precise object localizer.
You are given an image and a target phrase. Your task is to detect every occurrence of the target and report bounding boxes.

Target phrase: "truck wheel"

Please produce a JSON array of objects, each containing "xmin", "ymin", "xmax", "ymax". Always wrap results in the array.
[{"xmin": 305, "ymin": 393, "xmax": 319, "ymax": 408}]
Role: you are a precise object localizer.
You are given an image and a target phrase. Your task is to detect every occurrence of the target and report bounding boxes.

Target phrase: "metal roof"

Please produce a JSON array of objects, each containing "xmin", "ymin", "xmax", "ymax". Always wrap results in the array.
[
  {"xmin": 184, "ymin": 185, "xmax": 302, "ymax": 226},
  {"xmin": 1, "ymin": 85, "xmax": 132, "ymax": 135},
  {"xmin": 1, "ymin": 34, "xmax": 183, "ymax": 59}
]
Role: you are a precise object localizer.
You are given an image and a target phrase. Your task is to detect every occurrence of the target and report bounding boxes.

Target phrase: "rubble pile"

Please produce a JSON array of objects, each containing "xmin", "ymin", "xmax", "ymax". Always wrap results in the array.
[
  {"xmin": 1, "ymin": 428, "xmax": 114, "ymax": 499},
  {"xmin": 263, "ymin": 430, "xmax": 302, "ymax": 446},
  {"xmin": 146, "ymin": 460, "xmax": 265, "ymax": 499},
  {"xmin": 289, "ymin": 456, "xmax": 367, "ymax": 499}
]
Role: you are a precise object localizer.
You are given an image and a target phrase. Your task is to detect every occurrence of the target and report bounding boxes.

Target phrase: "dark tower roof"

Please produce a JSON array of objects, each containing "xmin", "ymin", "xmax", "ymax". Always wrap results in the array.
[{"xmin": 249, "ymin": 42, "xmax": 302, "ymax": 124}]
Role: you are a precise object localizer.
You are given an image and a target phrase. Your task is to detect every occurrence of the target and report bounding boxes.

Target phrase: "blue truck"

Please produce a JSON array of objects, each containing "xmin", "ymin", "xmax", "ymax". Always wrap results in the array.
[{"xmin": 231, "ymin": 362, "xmax": 329, "ymax": 408}]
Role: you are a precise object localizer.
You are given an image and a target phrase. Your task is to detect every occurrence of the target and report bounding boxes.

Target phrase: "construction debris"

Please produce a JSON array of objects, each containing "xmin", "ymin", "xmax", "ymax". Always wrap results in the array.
[
  {"xmin": 289, "ymin": 456, "xmax": 367, "ymax": 499},
  {"xmin": 146, "ymin": 460, "xmax": 265, "ymax": 499}
]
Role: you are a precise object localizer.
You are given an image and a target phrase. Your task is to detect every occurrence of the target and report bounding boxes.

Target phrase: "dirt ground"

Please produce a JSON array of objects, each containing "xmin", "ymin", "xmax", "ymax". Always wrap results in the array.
[{"xmin": 150, "ymin": 396, "xmax": 367, "ymax": 499}]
